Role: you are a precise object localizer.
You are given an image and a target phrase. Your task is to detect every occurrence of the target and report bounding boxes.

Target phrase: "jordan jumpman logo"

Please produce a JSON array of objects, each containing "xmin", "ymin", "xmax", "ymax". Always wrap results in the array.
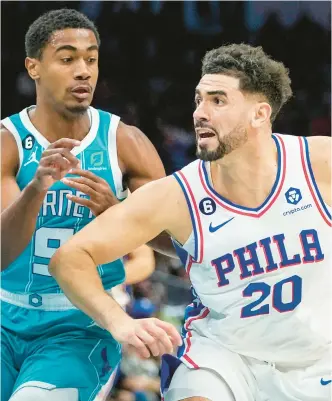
[{"xmin": 24, "ymin": 148, "xmax": 38, "ymax": 167}]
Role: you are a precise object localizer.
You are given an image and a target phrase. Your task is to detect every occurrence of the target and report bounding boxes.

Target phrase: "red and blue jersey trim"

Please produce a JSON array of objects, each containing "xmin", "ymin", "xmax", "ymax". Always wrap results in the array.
[
  {"xmin": 172, "ymin": 239, "xmax": 194, "ymax": 275},
  {"xmin": 299, "ymin": 136, "xmax": 331, "ymax": 226},
  {"xmin": 173, "ymin": 171, "xmax": 204, "ymax": 263},
  {"xmin": 178, "ymin": 299, "xmax": 210, "ymax": 369},
  {"xmin": 198, "ymin": 134, "xmax": 286, "ymax": 217}
]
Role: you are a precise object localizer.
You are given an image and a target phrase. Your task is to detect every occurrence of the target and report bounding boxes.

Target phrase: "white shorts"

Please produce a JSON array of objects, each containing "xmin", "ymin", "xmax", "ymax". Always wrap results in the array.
[{"xmin": 161, "ymin": 334, "xmax": 332, "ymax": 401}]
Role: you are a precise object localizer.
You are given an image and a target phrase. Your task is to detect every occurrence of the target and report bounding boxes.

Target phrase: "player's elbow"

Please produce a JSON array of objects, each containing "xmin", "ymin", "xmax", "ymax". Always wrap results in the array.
[
  {"xmin": 49, "ymin": 243, "xmax": 90, "ymax": 278},
  {"xmin": 48, "ymin": 246, "xmax": 68, "ymax": 277}
]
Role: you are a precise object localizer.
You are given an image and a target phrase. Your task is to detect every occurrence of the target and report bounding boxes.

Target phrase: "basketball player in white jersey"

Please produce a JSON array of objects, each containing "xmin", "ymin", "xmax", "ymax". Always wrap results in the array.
[{"xmin": 50, "ymin": 44, "xmax": 331, "ymax": 401}]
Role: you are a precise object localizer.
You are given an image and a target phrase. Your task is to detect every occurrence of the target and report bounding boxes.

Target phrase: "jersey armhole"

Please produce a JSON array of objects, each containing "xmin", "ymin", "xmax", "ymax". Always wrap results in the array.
[
  {"xmin": 1, "ymin": 117, "xmax": 24, "ymax": 177},
  {"xmin": 172, "ymin": 171, "xmax": 204, "ymax": 263},
  {"xmin": 108, "ymin": 115, "xmax": 128, "ymax": 200},
  {"xmin": 299, "ymin": 136, "xmax": 331, "ymax": 225}
]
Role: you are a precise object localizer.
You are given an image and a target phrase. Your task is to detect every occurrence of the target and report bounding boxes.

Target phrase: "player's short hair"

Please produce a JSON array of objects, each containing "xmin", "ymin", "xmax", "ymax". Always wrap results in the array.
[
  {"xmin": 202, "ymin": 43, "xmax": 293, "ymax": 122},
  {"xmin": 25, "ymin": 8, "xmax": 100, "ymax": 59}
]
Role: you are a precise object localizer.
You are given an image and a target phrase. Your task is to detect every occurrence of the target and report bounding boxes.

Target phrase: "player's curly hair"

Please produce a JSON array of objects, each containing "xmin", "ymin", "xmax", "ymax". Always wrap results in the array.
[
  {"xmin": 25, "ymin": 9, "xmax": 100, "ymax": 59},
  {"xmin": 202, "ymin": 43, "xmax": 292, "ymax": 122}
]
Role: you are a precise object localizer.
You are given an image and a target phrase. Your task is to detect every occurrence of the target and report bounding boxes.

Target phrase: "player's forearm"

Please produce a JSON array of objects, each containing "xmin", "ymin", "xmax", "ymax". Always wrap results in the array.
[
  {"xmin": 49, "ymin": 247, "xmax": 127, "ymax": 331},
  {"xmin": 1, "ymin": 181, "xmax": 47, "ymax": 270}
]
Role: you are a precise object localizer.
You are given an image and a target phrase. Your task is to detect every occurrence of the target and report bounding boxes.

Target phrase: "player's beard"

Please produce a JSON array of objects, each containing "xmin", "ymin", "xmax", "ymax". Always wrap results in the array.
[
  {"xmin": 66, "ymin": 104, "xmax": 89, "ymax": 116},
  {"xmin": 196, "ymin": 124, "xmax": 248, "ymax": 161}
]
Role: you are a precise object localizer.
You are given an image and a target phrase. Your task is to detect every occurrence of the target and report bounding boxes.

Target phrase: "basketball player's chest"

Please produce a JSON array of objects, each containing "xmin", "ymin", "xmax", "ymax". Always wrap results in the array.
[
  {"xmin": 18, "ymin": 144, "xmax": 113, "ymax": 224},
  {"xmin": 190, "ymin": 195, "xmax": 328, "ymax": 296}
]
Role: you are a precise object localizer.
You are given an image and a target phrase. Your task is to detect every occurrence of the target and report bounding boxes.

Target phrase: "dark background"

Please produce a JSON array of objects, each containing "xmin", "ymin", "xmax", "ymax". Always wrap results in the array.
[
  {"xmin": 1, "ymin": 2, "xmax": 331, "ymax": 400},
  {"xmin": 1, "ymin": 1, "xmax": 331, "ymax": 175}
]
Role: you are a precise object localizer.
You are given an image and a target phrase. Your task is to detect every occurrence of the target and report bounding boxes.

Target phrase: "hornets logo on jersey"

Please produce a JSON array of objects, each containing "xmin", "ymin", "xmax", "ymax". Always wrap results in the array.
[{"xmin": 1, "ymin": 106, "xmax": 128, "ymax": 294}]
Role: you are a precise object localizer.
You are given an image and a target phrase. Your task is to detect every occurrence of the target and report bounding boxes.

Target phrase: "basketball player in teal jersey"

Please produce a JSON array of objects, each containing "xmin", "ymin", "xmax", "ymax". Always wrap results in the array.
[{"xmin": 1, "ymin": 9, "xmax": 181, "ymax": 401}]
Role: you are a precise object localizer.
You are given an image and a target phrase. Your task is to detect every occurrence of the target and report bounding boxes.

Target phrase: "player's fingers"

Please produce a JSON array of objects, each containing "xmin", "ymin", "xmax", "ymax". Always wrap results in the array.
[
  {"xmin": 144, "ymin": 321, "xmax": 174, "ymax": 354},
  {"xmin": 62, "ymin": 177, "xmax": 100, "ymax": 192},
  {"xmin": 136, "ymin": 329, "xmax": 160, "ymax": 357},
  {"xmin": 42, "ymin": 148, "xmax": 79, "ymax": 167},
  {"xmin": 129, "ymin": 335, "xmax": 151, "ymax": 359},
  {"xmin": 66, "ymin": 194, "xmax": 94, "ymax": 206},
  {"xmin": 156, "ymin": 340, "xmax": 167, "ymax": 357},
  {"xmin": 69, "ymin": 168, "xmax": 106, "ymax": 183},
  {"xmin": 154, "ymin": 319, "xmax": 182, "ymax": 347},
  {"xmin": 39, "ymin": 154, "xmax": 69, "ymax": 171},
  {"xmin": 37, "ymin": 166, "xmax": 62, "ymax": 181},
  {"xmin": 62, "ymin": 178, "xmax": 96, "ymax": 196},
  {"xmin": 48, "ymin": 138, "xmax": 80, "ymax": 150}
]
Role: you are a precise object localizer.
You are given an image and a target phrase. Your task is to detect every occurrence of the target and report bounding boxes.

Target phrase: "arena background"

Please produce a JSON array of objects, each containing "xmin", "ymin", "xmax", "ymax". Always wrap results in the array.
[{"xmin": 1, "ymin": 1, "xmax": 331, "ymax": 401}]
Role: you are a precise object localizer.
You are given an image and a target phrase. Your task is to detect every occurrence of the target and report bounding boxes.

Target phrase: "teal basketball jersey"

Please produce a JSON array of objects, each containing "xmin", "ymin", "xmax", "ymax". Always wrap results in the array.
[{"xmin": 1, "ymin": 106, "xmax": 127, "ymax": 294}]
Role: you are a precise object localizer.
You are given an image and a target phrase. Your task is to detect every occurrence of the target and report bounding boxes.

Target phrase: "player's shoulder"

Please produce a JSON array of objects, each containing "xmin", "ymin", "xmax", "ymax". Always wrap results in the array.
[
  {"xmin": 1, "ymin": 122, "xmax": 11, "ymax": 136},
  {"xmin": 276, "ymin": 133, "xmax": 330, "ymax": 167},
  {"xmin": 114, "ymin": 120, "xmax": 166, "ymax": 179},
  {"xmin": 305, "ymin": 135, "xmax": 331, "ymax": 157},
  {"xmin": 1, "ymin": 123, "xmax": 20, "ymax": 175},
  {"xmin": 306, "ymin": 136, "xmax": 331, "ymax": 183},
  {"xmin": 116, "ymin": 120, "xmax": 147, "ymax": 145},
  {"xmin": 305, "ymin": 135, "xmax": 331, "ymax": 165},
  {"xmin": 1, "ymin": 122, "xmax": 17, "ymax": 149}
]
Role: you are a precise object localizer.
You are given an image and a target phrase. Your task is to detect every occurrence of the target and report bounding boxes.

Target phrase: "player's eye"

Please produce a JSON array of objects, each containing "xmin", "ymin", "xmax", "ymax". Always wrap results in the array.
[
  {"xmin": 195, "ymin": 97, "xmax": 201, "ymax": 106},
  {"xmin": 214, "ymin": 98, "xmax": 224, "ymax": 105},
  {"xmin": 61, "ymin": 57, "xmax": 72, "ymax": 63}
]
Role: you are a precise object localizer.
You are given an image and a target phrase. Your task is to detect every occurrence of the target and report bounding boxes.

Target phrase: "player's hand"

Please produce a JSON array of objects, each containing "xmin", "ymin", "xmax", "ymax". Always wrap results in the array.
[
  {"xmin": 108, "ymin": 315, "xmax": 182, "ymax": 359},
  {"xmin": 31, "ymin": 138, "xmax": 80, "ymax": 192},
  {"xmin": 61, "ymin": 168, "xmax": 119, "ymax": 216}
]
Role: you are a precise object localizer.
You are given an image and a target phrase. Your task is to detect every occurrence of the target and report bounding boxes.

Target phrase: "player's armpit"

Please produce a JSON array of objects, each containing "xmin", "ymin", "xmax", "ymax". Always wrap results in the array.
[{"xmin": 307, "ymin": 136, "xmax": 331, "ymax": 206}]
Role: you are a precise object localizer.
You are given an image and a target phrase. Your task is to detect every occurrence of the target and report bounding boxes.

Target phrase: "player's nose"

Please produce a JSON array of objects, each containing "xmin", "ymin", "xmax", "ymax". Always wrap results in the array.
[
  {"xmin": 73, "ymin": 59, "xmax": 91, "ymax": 81},
  {"xmin": 193, "ymin": 101, "xmax": 209, "ymax": 122}
]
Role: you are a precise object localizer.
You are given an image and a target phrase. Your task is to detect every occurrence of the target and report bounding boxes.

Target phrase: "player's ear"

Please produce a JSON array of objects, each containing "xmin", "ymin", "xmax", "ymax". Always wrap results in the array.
[
  {"xmin": 251, "ymin": 102, "xmax": 272, "ymax": 128},
  {"xmin": 25, "ymin": 57, "xmax": 40, "ymax": 81}
]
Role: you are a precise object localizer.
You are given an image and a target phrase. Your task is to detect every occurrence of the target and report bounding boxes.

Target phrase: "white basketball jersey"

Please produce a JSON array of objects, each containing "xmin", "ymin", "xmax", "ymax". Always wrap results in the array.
[{"xmin": 173, "ymin": 134, "xmax": 331, "ymax": 367}]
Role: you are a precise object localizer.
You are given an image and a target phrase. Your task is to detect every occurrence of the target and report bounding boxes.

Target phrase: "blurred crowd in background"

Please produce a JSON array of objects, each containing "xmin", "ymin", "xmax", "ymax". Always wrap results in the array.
[{"xmin": 1, "ymin": 2, "xmax": 331, "ymax": 400}]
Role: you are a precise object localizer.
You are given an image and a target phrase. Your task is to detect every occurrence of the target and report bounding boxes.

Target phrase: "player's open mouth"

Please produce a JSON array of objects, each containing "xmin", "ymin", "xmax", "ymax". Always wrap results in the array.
[
  {"xmin": 71, "ymin": 85, "xmax": 91, "ymax": 100},
  {"xmin": 198, "ymin": 132, "xmax": 215, "ymax": 138}
]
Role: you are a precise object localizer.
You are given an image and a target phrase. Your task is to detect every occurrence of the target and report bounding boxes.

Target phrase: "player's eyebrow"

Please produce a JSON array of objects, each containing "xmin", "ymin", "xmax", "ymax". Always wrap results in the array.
[
  {"xmin": 55, "ymin": 45, "xmax": 99, "ymax": 53},
  {"xmin": 195, "ymin": 89, "xmax": 228, "ymax": 97}
]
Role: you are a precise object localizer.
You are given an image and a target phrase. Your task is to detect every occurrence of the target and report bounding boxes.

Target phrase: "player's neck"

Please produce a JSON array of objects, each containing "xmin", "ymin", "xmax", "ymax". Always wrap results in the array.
[
  {"xmin": 210, "ymin": 133, "xmax": 278, "ymax": 208},
  {"xmin": 29, "ymin": 102, "xmax": 91, "ymax": 143}
]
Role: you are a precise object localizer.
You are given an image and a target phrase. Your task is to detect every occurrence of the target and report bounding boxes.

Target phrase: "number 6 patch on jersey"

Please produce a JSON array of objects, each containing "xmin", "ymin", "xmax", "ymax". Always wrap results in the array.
[{"xmin": 22, "ymin": 134, "xmax": 35, "ymax": 149}]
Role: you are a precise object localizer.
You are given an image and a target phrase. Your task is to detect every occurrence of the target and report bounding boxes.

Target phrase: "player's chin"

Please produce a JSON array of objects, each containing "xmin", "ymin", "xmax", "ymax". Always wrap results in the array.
[
  {"xmin": 66, "ymin": 102, "xmax": 90, "ymax": 115},
  {"xmin": 196, "ymin": 144, "xmax": 224, "ymax": 161}
]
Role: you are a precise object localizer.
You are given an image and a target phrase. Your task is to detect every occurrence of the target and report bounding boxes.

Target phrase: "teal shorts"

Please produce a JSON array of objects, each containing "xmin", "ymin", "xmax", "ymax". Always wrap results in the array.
[{"xmin": 1, "ymin": 301, "xmax": 121, "ymax": 401}]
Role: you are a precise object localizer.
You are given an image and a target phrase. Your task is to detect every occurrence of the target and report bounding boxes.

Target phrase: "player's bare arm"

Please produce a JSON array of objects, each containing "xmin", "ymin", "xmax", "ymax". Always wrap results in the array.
[
  {"xmin": 117, "ymin": 123, "xmax": 179, "ymax": 258},
  {"xmin": 125, "ymin": 245, "xmax": 156, "ymax": 285},
  {"xmin": 1, "ymin": 126, "xmax": 80, "ymax": 269},
  {"xmin": 307, "ymin": 136, "xmax": 331, "ymax": 206},
  {"xmin": 63, "ymin": 121, "xmax": 178, "ymax": 257},
  {"xmin": 49, "ymin": 176, "xmax": 190, "ymax": 357},
  {"xmin": 116, "ymin": 122, "xmax": 166, "ymax": 191}
]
